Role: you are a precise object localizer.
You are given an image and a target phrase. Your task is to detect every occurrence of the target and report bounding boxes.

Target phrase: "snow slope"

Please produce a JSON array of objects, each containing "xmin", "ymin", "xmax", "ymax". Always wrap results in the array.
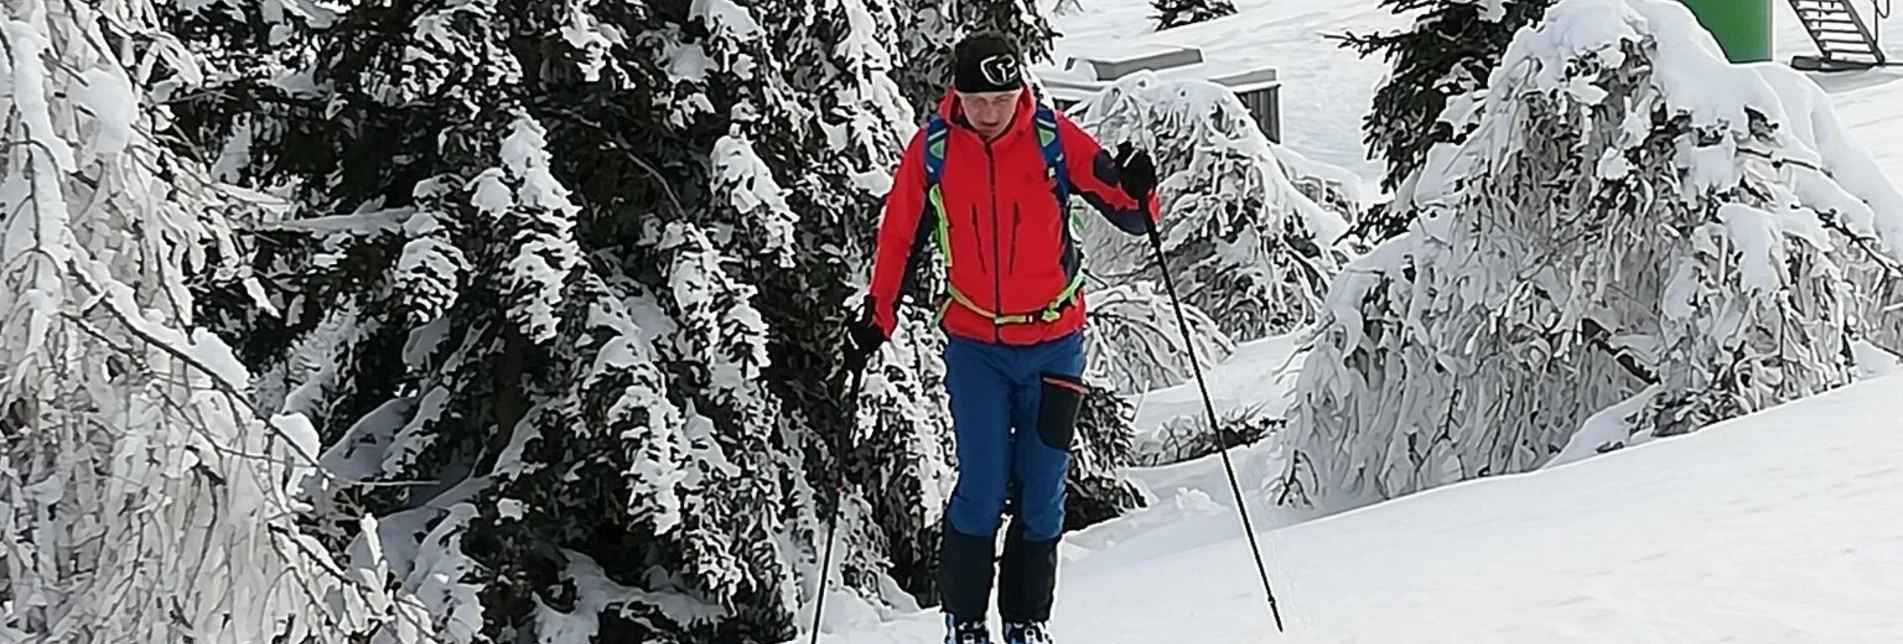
[
  {"xmin": 1083, "ymin": 372, "xmax": 1903, "ymax": 643},
  {"xmin": 805, "ymin": 371, "xmax": 1903, "ymax": 643}
]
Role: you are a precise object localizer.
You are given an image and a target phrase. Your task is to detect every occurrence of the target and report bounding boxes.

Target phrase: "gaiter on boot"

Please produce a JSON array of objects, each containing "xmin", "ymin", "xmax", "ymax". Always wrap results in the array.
[
  {"xmin": 939, "ymin": 523, "xmax": 997, "ymax": 621},
  {"xmin": 996, "ymin": 522, "xmax": 1060, "ymax": 623}
]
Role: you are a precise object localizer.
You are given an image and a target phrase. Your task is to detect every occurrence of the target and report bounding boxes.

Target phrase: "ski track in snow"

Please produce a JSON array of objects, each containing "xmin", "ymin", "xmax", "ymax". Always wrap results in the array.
[{"xmin": 793, "ymin": 0, "xmax": 1903, "ymax": 641}]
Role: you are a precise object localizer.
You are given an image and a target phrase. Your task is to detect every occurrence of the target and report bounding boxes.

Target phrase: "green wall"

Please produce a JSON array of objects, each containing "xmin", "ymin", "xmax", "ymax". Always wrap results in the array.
[{"xmin": 1676, "ymin": 0, "xmax": 1774, "ymax": 63}]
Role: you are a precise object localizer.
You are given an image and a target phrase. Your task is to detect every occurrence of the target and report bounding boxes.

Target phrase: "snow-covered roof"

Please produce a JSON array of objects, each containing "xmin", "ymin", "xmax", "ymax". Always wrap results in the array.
[{"xmin": 1033, "ymin": 40, "xmax": 1280, "ymax": 104}]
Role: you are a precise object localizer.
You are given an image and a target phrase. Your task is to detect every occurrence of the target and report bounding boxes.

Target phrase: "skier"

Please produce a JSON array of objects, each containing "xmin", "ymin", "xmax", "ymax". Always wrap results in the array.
[{"xmin": 842, "ymin": 31, "xmax": 1160, "ymax": 644}]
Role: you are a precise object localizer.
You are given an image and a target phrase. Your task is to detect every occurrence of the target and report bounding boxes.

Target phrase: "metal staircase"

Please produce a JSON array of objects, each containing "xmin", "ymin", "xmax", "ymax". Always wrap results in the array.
[{"xmin": 1789, "ymin": 0, "xmax": 1890, "ymax": 71}]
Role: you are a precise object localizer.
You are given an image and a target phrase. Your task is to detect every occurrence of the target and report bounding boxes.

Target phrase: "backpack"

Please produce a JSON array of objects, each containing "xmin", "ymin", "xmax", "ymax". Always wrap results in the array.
[{"xmin": 918, "ymin": 99, "xmax": 1085, "ymax": 325}]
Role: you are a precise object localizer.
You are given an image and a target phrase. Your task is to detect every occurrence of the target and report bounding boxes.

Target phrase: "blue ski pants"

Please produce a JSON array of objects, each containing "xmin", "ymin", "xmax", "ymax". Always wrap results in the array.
[
  {"xmin": 938, "ymin": 329, "xmax": 1088, "ymax": 624},
  {"xmin": 943, "ymin": 329, "xmax": 1085, "ymax": 542}
]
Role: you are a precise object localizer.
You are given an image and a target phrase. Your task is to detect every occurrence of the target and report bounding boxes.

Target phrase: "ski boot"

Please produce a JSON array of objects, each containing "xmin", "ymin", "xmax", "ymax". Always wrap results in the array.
[
  {"xmin": 944, "ymin": 615, "xmax": 992, "ymax": 644},
  {"xmin": 1001, "ymin": 621, "xmax": 1052, "ymax": 644}
]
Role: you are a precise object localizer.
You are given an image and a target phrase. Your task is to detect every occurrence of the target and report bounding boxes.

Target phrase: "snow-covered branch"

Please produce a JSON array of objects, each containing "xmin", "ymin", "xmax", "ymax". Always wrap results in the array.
[
  {"xmin": 1071, "ymin": 73, "xmax": 1349, "ymax": 343},
  {"xmin": 0, "ymin": 0, "xmax": 405, "ymax": 641},
  {"xmin": 1274, "ymin": 0, "xmax": 1903, "ymax": 507},
  {"xmin": 1083, "ymin": 279, "xmax": 1233, "ymax": 395}
]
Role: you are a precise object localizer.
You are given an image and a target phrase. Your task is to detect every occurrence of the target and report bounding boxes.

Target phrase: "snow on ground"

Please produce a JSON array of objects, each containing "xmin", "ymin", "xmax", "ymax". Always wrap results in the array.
[
  {"xmin": 1091, "ymin": 373, "xmax": 1903, "ymax": 643},
  {"xmin": 805, "ymin": 369, "xmax": 1903, "ymax": 644},
  {"xmin": 1127, "ymin": 330, "xmax": 1305, "ymax": 434}
]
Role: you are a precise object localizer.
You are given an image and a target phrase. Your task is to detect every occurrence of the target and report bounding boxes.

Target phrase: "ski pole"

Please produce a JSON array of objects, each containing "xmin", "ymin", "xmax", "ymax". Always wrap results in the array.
[
  {"xmin": 810, "ymin": 366, "xmax": 868, "ymax": 644},
  {"xmin": 1143, "ymin": 224, "xmax": 1286, "ymax": 632}
]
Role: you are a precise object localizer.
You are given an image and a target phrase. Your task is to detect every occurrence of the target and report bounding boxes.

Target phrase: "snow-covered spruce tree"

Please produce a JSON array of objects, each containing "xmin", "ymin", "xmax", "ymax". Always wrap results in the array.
[
  {"xmin": 890, "ymin": 0, "xmax": 962, "ymax": 113},
  {"xmin": 0, "ymin": 1, "xmax": 403, "ymax": 642},
  {"xmin": 1072, "ymin": 72, "xmax": 1350, "ymax": 344},
  {"xmin": 163, "ymin": 0, "xmax": 1033, "ymax": 640},
  {"xmin": 958, "ymin": 0, "xmax": 1059, "ymax": 64},
  {"xmin": 757, "ymin": 0, "xmax": 973, "ymax": 612},
  {"xmin": 1151, "ymin": 0, "xmax": 1237, "ymax": 31},
  {"xmin": 165, "ymin": 2, "xmax": 814, "ymax": 643},
  {"xmin": 1336, "ymin": 0, "xmax": 1553, "ymax": 196},
  {"xmin": 158, "ymin": 0, "xmax": 338, "ymax": 377},
  {"xmin": 1274, "ymin": 0, "xmax": 1903, "ymax": 508}
]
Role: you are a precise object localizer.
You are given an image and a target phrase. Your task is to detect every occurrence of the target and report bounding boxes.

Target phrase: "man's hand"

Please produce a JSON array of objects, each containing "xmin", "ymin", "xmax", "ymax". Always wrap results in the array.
[
  {"xmin": 842, "ymin": 299, "xmax": 886, "ymax": 372},
  {"xmin": 1115, "ymin": 142, "xmax": 1161, "ymax": 243},
  {"xmin": 1114, "ymin": 142, "xmax": 1157, "ymax": 204}
]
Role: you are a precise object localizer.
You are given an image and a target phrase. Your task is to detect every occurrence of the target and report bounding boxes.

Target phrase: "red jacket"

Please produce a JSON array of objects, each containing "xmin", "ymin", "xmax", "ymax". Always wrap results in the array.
[{"xmin": 869, "ymin": 85, "xmax": 1159, "ymax": 346}]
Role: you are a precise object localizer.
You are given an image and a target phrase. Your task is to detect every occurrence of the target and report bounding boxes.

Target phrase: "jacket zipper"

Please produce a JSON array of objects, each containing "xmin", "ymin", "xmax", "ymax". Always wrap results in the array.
[
  {"xmin": 985, "ymin": 138, "xmax": 1002, "ymax": 343},
  {"xmin": 968, "ymin": 205, "xmax": 986, "ymax": 270},
  {"xmin": 1009, "ymin": 203, "xmax": 1021, "ymax": 274}
]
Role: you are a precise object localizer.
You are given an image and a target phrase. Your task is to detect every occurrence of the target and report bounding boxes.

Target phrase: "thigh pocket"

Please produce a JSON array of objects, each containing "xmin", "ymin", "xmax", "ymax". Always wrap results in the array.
[{"xmin": 1035, "ymin": 372, "xmax": 1087, "ymax": 451}]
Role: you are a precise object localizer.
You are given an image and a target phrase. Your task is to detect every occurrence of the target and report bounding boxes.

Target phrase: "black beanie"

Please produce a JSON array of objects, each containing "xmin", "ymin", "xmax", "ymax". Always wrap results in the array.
[{"xmin": 953, "ymin": 32, "xmax": 1022, "ymax": 93}]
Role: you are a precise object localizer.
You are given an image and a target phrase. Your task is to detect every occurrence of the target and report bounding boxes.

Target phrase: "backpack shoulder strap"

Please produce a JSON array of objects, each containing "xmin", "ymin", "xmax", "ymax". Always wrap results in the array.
[
  {"xmin": 1031, "ymin": 100, "xmax": 1084, "ymax": 322},
  {"xmin": 1031, "ymin": 102, "xmax": 1069, "ymax": 208},
  {"xmin": 921, "ymin": 114, "xmax": 950, "ymax": 187},
  {"xmin": 920, "ymin": 113, "xmax": 954, "ymax": 272}
]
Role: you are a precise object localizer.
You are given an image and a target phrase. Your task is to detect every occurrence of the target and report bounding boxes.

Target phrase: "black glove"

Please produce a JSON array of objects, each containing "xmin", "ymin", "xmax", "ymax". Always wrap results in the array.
[
  {"xmin": 842, "ymin": 299, "xmax": 886, "ymax": 372},
  {"xmin": 1116, "ymin": 142, "xmax": 1161, "ymax": 242},
  {"xmin": 1115, "ymin": 142, "xmax": 1157, "ymax": 204}
]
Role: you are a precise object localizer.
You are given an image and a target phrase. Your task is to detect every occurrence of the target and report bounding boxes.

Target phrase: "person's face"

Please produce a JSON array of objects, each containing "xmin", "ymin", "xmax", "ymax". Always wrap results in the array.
[{"xmin": 958, "ymin": 87, "xmax": 1021, "ymax": 138}]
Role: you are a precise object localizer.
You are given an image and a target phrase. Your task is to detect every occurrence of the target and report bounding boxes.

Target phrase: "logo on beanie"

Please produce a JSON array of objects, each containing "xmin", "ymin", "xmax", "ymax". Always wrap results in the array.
[{"xmin": 979, "ymin": 54, "xmax": 1020, "ymax": 86}]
